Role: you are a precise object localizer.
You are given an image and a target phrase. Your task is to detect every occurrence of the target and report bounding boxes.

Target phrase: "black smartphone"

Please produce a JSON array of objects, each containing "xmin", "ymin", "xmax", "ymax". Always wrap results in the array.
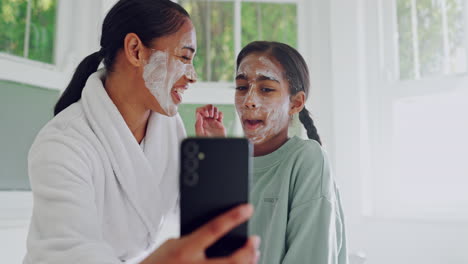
[{"xmin": 180, "ymin": 137, "xmax": 251, "ymax": 258}]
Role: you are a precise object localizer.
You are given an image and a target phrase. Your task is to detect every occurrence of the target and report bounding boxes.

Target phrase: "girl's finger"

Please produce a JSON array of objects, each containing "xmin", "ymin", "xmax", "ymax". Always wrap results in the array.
[{"xmin": 214, "ymin": 107, "xmax": 220, "ymax": 120}]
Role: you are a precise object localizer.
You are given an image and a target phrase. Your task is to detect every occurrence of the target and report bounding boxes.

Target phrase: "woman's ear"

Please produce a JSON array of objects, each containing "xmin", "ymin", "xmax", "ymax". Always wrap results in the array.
[
  {"xmin": 123, "ymin": 33, "xmax": 147, "ymax": 67},
  {"xmin": 289, "ymin": 91, "xmax": 305, "ymax": 115}
]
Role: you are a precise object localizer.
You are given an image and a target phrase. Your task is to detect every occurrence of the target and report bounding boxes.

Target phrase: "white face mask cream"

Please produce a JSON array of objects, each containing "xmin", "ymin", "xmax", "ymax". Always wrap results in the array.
[
  {"xmin": 143, "ymin": 50, "xmax": 196, "ymax": 116},
  {"xmin": 235, "ymin": 56, "xmax": 290, "ymax": 144}
]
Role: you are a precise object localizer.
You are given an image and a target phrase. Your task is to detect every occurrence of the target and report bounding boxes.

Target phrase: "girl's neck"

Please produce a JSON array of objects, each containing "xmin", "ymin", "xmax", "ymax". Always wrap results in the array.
[{"xmin": 253, "ymin": 130, "xmax": 289, "ymax": 157}]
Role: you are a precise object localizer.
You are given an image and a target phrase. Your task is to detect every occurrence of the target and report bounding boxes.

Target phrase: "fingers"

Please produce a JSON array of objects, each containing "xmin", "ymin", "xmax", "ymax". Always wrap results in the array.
[
  {"xmin": 195, "ymin": 105, "xmax": 212, "ymax": 118},
  {"xmin": 196, "ymin": 105, "xmax": 223, "ymax": 119},
  {"xmin": 185, "ymin": 204, "xmax": 254, "ymax": 252},
  {"xmin": 204, "ymin": 104, "xmax": 212, "ymax": 117},
  {"xmin": 195, "ymin": 112, "xmax": 204, "ymax": 136},
  {"xmin": 218, "ymin": 111, "xmax": 224, "ymax": 122},
  {"xmin": 230, "ymin": 236, "xmax": 261, "ymax": 264},
  {"xmin": 206, "ymin": 236, "xmax": 261, "ymax": 264},
  {"xmin": 214, "ymin": 107, "xmax": 219, "ymax": 120}
]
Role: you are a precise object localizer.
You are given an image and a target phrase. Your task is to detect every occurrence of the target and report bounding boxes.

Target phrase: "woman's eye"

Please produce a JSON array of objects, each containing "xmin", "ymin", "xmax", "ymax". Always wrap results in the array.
[
  {"xmin": 236, "ymin": 86, "xmax": 247, "ymax": 91},
  {"xmin": 180, "ymin": 56, "xmax": 191, "ymax": 62}
]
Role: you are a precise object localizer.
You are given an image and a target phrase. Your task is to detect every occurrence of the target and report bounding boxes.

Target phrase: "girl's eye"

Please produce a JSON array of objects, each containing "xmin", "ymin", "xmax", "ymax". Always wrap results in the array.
[
  {"xmin": 261, "ymin": 88, "xmax": 275, "ymax": 93},
  {"xmin": 236, "ymin": 86, "xmax": 248, "ymax": 91}
]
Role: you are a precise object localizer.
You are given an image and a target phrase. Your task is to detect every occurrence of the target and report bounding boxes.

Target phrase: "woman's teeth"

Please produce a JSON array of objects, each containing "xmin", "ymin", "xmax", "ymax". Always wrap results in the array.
[{"xmin": 174, "ymin": 87, "xmax": 185, "ymax": 95}]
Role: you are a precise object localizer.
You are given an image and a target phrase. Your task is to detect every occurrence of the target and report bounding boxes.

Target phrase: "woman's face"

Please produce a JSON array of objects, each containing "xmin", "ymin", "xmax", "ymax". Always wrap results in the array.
[
  {"xmin": 142, "ymin": 19, "xmax": 197, "ymax": 116},
  {"xmin": 235, "ymin": 54, "xmax": 292, "ymax": 144}
]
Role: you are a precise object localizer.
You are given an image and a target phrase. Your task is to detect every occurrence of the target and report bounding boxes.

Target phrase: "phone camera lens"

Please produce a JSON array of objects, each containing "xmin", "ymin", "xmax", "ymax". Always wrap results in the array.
[
  {"xmin": 183, "ymin": 172, "xmax": 199, "ymax": 186},
  {"xmin": 184, "ymin": 141, "xmax": 199, "ymax": 158},
  {"xmin": 184, "ymin": 158, "xmax": 198, "ymax": 172}
]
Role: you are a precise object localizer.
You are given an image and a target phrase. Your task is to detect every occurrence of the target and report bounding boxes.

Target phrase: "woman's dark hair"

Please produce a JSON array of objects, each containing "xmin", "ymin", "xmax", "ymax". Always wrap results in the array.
[
  {"xmin": 236, "ymin": 41, "xmax": 322, "ymax": 145},
  {"xmin": 54, "ymin": 0, "xmax": 190, "ymax": 115}
]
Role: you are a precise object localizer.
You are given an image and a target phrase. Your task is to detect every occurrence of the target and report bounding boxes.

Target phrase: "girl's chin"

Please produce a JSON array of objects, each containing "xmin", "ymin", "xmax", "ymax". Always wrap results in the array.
[{"xmin": 246, "ymin": 134, "xmax": 269, "ymax": 145}]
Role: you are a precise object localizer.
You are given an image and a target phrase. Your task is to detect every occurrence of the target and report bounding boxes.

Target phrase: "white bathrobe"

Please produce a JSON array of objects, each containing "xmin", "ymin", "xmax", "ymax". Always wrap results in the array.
[{"xmin": 24, "ymin": 69, "xmax": 186, "ymax": 263}]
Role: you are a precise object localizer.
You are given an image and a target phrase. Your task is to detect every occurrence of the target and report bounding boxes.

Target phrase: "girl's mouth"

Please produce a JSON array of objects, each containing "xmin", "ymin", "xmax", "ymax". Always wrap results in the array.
[{"xmin": 243, "ymin": 119, "xmax": 264, "ymax": 130}]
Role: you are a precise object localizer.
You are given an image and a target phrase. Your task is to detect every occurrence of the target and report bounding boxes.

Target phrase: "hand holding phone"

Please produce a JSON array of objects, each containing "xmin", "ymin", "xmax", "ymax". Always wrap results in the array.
[
  {"xmin": 141, "ymin": 205, "xmax": 260, "ymax": 264},
  {"xmin": 180, "ymin": 138, "xmax": 252, "ymax": 258}
]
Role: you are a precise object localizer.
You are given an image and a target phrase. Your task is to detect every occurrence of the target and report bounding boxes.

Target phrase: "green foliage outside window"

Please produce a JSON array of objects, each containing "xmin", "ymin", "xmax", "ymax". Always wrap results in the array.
[
  {"xmin": 180, "ymin": 1, "xmax": 235, "ymax": 82},
  {"xmin": 397, "ymin": 0, "xmax": 465, "ymax": 79},
  {"xmin": 180, "ymin": 0, "xmax": 298, "ymax": 82},
  {"xmin": 241, "ymin": 3, "xmax": 297, "ymax": 49},
  {"xmin": 0, "ymin": 0, "xmax": 28, "ymax": 58},
  {"xmin": 0, "ymin": 0, "xmax": 57, "ymax": 64},
  {"xmin": 29, "ymin": 0, "xmax": 57, "ymax": 63}
]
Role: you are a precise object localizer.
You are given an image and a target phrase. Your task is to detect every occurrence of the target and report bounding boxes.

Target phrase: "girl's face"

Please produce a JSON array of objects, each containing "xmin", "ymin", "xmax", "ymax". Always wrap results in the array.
[
  {"xmin": 235, "ymin": 54, "xmax": 293, "ymax": 144},
  {"xmin": 142, "ymin": 19, "xmax": 197, "ymax": 116}
]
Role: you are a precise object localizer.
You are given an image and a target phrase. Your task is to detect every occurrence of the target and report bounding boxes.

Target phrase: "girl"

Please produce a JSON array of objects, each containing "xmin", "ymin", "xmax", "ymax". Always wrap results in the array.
[
  {"xmin": 236, "ymin": 41, "xmax": 348, "ymax": 264},
  {"xmin": 24, "ymin": 1, "xmax": 259, "ymax": 263},
  {"xmin": 198, "ymin": 41, "xmax": 348, "ymax": 264}
]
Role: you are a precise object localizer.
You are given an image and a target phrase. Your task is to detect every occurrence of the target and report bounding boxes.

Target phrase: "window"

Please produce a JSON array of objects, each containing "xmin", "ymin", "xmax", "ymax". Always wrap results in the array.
[
  {"xmin": 177, "ymin": 0, "xmax": 302, "ymax": 137},
  {"xmin": 241, "ymin": 2, "xmax": 297, "ymax": 48},
  {"xmin": 367, "ymin": 0, "xmax": 468, "ymax": 220},
  {"xmin": 396, "ymin": 0, "xmax": 467, "ymax": 80},
  {"xmin": 178, "ymin": 0, "xmax": 299, "ymax": 82},
  {"xmin": 0, "ymin": 0, "xmax": 58, "ymax": 64}
]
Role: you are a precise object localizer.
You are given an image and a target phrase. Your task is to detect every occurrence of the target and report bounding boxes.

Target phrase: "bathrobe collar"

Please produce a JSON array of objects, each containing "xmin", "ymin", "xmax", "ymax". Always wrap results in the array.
[{"xmin": 81, "ymin": 69, "xmax": 172, "ymax": 239}]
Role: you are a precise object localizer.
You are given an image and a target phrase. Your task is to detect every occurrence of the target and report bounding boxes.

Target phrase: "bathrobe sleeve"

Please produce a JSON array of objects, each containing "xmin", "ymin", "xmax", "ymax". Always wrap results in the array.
[
  {"xmin": 281, "ymin": 143, "xmax": 348, "ymax": 264},
  {"xmin": 25, "ymin": 137, "xmax": 121, "ymax": 264}
]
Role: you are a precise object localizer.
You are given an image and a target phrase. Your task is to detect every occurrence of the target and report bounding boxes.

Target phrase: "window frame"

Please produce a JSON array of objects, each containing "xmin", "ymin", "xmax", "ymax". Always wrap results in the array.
[
  {"xmin": 0, "ymin": 0, "xmax": 108, "ymax": 226},
  {"xmin": 0, "ymin": 0, "xmax": 305, "ymax": 225},
  {"xmin": 175, "ymin": 0, "xmax": 305, "ymax": 105},
  {"xmin": 1, "ymin": 0, "xmax": 68, "ymax": 90},
  {"xmin": 363, "ymin": 0, "xmax": 468, "ymax": 221},
  {"xmin": 0, "ymin": 0, "xmax": 105, "ymax": 91}
]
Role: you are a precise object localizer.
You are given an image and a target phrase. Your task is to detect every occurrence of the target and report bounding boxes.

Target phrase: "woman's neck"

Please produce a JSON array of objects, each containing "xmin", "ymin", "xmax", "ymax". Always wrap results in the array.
[{"xmin": 104, "ymin": 72, "xmax": 151, "ymax": 144}]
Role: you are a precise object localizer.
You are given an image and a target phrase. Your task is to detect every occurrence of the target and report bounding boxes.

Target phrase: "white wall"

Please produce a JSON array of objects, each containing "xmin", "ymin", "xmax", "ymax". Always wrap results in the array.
[
  {"xmin": 309, "ymin": 0, "xmax": 468, "ymax": 263},
  {"xmin": 0, "ymin": 1, "xmax": 106, "ymax": 262},
  {"xmin": 0, "ymin": 192, "xmax": 32, "ymax": 263},
  {"xmin": 3, "ymin": 0, "xmax": 468, "ymax": 263}
]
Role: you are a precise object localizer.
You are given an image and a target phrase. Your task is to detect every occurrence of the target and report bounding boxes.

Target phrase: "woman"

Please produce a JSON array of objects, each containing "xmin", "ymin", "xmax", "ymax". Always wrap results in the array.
[{"xmin": 24, "ymin": 1, "xmax": 259, "ymax": 263}]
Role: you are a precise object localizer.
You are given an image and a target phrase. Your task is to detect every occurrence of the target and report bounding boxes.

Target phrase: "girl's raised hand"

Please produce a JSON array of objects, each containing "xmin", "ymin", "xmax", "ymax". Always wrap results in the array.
[{"xmin": 195, "ymin": 104, "xmax": 227, "ymax": 137}]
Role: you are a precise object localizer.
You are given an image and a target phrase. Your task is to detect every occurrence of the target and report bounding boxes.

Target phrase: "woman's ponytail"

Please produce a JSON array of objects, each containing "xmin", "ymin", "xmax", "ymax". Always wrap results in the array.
[
  {"xmin": 54, "ymin": 51, "xmax": 103, "ymax": 115},
  {"xmin": 53, "ymin": 0, "xmax": 190, "ymax": 116},
  {"xmin": 299, "ymin": 107, "xmax": 322, "ymax": 145}
]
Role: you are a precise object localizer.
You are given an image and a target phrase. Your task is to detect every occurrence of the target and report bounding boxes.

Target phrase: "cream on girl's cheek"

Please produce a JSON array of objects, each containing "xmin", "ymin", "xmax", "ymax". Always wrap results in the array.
[{"xmin": 235, "ymin": 56, "xmax": 290, "ymax": 144}]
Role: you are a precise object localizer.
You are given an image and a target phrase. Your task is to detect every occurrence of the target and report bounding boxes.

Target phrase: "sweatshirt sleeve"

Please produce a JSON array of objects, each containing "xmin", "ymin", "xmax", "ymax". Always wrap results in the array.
[
  {"xmin": 25, "ymin": 136, "xmax": 120, "ymax": 264},
  {"xmin": 281, "ymin": 142, "xmax": 348, "ymax": 264}
]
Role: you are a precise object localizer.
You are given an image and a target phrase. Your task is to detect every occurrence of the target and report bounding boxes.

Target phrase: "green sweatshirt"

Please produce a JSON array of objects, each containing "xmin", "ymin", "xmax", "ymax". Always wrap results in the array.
[{"xmin": 249, "ymin": 136, "xmax": 348, "ymax": 264}]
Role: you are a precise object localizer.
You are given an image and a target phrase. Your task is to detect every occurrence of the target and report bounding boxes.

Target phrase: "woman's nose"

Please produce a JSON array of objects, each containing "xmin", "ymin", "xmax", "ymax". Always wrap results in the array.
[{"xmin": 185, "ymin": 64, "xmax": 197, "ymax": 83}]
